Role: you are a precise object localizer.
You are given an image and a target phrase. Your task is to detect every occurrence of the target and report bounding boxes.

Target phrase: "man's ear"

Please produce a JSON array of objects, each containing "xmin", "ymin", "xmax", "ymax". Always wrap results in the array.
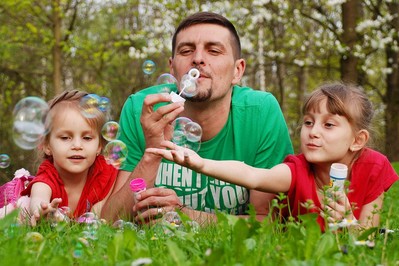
[
  {"xmin": 350, "ymin": 129, "xmax": 369, "ymax": 152},
  {"xmin": 169, "ymin": 57, "xmax": 175, "ymax": 76},
  {"xmin": 232, "ymin": 59, "xmax": 246, "ymax": 85}
]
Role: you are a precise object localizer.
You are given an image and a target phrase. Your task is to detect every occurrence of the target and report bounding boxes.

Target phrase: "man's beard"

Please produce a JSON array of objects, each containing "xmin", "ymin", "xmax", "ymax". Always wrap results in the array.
[{"xmin": 185, "ymin": 88, "xmax": 212, "ymax": 102}]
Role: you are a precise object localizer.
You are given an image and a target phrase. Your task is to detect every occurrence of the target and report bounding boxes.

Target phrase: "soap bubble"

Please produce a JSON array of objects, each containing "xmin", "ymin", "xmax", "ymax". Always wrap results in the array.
[
  {"xmin": 0, "ymin": 154, "xmax": 11, "ymax": 168},
  {"xmin": 101, "ymin": 121, "xmax": 120, "ymax": 141},
  {"xmin": 103, "ymin": 140, "xmax": 128, "ymax": 169},
  {"xmin": 171, "ymin": 117, "xmax": 202, "ymax": 152},
  {"xmin": 142, "ymin": 60, "xmax": 156, "ymax": 75},
  {"xmin": 162, "ymin": 211, "xmax": 182, "ymax": 226},
  {"xmin": 12, "ymin": 96, "xmax": 49, "ymax": 150},
  {"xmin": 184, "ymin": 122, "xmax": 202, "ymax": 142},
  {"xmin": 172, "ymin": 130, "xmax": 186, "ymax": 146},
  {"xmin": 98, "ymin": 97, "xmax": 110, "ymax": 113},
  {"xmin": 183, "ymin": 140, "xmax": 201, "ymax": 152},
  {"xmin": 80, "ymin": 94, "xmax": 102, "ymax": 118},
  {"xmin": 179, "ymin": 74, "xmax": 198, "ymax": 98},
  {"xmin": 156, "ymin": 73, "xmax": 178, "ymax": 86}
]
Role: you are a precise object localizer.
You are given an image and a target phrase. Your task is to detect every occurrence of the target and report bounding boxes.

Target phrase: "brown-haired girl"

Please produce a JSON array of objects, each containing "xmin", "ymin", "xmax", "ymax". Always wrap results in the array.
[
  {"xmin": 20, "ymin": 90, "xmax": 117, "ymax": 225},
  {"xmin": 147, "ymin": 82, "xmax": 398, "ymax": 230}
]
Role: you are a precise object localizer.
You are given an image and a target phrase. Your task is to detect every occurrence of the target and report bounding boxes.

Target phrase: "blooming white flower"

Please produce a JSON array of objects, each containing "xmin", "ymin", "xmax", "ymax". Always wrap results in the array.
[{"xmin": 339, "ymin": 218, "xmax": 358, "ymax": 228}]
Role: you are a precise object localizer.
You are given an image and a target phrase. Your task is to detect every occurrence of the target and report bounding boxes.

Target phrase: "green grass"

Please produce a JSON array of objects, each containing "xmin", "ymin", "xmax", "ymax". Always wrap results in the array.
[{"xmin": 1, "ymin": 163, "xmax": 399, "ymax": 265}]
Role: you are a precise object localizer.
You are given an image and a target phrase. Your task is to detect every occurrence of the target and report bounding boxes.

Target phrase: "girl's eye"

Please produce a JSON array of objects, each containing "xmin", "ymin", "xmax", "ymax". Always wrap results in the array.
[
  {"xmin": 304, "ymin": 120, "xmax": 313, "ymax": 126},
  {"xmin": 83, "ymin": 136, "xmax": 93, "ymax": 141},
  {"xmin": 60, "ymin": 136, "xmax": 70, "ymax": 140},
  {"xmin": 325, "ymin": 123, "xmax": 334, "ymax": 128}
]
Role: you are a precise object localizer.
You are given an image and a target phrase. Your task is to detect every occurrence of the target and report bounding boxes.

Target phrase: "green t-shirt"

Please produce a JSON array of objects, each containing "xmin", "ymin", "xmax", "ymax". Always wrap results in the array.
[{"xmin": 118, "ymin": 84, "xmax": 293, "ymax": 215}]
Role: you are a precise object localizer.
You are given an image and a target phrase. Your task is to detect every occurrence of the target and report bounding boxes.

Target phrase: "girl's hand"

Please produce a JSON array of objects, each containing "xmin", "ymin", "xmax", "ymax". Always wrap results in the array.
[
  {"xmin": 30, "ymin": 198, "xmax": 62, "ymax": 226},
  {"xmin": 145, "ymin": 140, "xmax": 205, "ymax": 172},
  {"xmin": 321, "ymin": 190, "xmax": 355, "ymax": 223}
]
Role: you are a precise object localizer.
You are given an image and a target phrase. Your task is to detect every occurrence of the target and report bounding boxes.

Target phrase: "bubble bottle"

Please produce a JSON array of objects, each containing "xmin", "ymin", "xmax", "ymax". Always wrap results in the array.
[
  {"xmin": 130, "ymin": 178, "xmax": 146, "ymax": 203},
  {"xmin": 170, "ymin": 68, "xmax": 200, "ymax": 103},
  {"xmin": 329, "ymin": 163, "xmax": 348, "ymax": 192}
]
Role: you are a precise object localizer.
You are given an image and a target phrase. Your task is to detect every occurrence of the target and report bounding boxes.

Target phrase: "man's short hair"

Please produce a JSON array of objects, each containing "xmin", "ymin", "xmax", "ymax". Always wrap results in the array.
[{"xmin": 171, "ymin": 12, "xmax": 242, "ymax": 60}]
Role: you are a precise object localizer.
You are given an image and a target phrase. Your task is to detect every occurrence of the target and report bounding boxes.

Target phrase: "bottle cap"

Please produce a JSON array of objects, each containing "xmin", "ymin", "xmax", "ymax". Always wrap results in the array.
[
  {"xmin": 129, "ymin": 178, "xmax": 146, "ymax": 192},
  {"xmin": 329, "ymin": 163, "xmax": 348, "ymax": 180}
]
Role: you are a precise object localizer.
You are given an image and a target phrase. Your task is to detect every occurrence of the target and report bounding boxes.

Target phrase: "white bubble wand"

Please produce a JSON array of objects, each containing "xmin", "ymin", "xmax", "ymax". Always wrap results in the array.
[{"xmin": 170, "ymin": 68, "xmax": 200, "ymax": 103}]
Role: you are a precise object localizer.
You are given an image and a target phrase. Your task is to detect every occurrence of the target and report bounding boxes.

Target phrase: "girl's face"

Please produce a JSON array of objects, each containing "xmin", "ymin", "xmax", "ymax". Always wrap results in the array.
[
  {"xmin": 300, "ymin": 98, "xmax": 356, "ymax": 165},
  {"xmin": 44, "ymin": 108, "xmax": 101, "ymax": 180}
]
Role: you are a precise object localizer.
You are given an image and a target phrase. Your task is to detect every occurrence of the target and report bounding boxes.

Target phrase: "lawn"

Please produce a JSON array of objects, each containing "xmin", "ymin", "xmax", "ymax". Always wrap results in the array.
[{"xmin": 0, "ymin": 163, "xmax": 398, "ymax": 265}]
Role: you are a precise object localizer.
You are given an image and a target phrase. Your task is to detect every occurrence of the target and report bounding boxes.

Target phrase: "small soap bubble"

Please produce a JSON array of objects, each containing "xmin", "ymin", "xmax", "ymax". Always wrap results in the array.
[
  {"xmin": 0, "ymin": 154, "xmax": 11, "ymax": 168},
  {"xmin": 98, "ymin": 97, "xmax": 110, "ymax": 113},
  {"xmin": 12, "ymin": 96, "xmax": 49, "ymax": 150},
  {"xmin": 80, "ymin": 94, "xmax": 102, "ymax": 118},
  {"xmin": 103, "ymin": 140, "xmax": 128, "ymax": 169},
  {"xmin": 184, "ymin": 122, "xmax": 202, "ymax": 142},
  {"xmin": 101, "ymin": 121, "xmax": 120, "ymax": 141},
  {"xmin": 142, "ymin": 60, "xmax": 156, "ymax": 75},
  {"xmin": 156, "ymin": 73, "xmax": 178, "ymax": 85},
  {"xmin": 163, "ymin": 211, "xmax": 182, "ymax": 225}
]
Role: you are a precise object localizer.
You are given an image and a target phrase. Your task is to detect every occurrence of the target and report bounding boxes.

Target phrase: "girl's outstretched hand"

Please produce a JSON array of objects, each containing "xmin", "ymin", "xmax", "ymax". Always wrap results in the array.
[
  {"xmin": 30, "ymin": 198, "xmax": 62, "ymax": 226},
  {"xmin": 145, "ymin": 140, "xmax": 205, "ymax": 172}
]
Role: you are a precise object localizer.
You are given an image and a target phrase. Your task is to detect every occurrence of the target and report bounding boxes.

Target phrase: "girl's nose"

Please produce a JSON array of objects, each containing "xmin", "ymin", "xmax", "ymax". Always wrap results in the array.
[
  {"xmin": 71, "ymin": 139, "xmax": 83, "ymax": 150},
  {"xmin": 309, "ymin": 124, "xmax": 320, "ymax": 138}
]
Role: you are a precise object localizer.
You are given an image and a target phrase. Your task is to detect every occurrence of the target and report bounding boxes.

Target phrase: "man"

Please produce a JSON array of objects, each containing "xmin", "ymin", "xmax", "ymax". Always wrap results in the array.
[{"xmin": 102, "ymin": 12, "xmax": 293, "ymax": 224}]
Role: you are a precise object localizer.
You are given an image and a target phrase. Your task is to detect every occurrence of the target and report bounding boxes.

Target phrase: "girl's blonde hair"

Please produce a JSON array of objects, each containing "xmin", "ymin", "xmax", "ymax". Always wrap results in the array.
[
  {"xmin": 40, "ymin": 90, "xmax": 107, "ymax": 160},
  {"xmin": 302, "ymin": 82, "xmax": 374, "ymax": 139}
]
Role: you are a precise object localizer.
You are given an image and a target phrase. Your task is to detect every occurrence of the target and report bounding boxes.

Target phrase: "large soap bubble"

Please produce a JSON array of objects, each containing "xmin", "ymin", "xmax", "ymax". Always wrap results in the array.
[
  {"xmin": 156, "ymin": 73, "xmax": 178, "ymax": 86},
  {"xmin": 12, "ymin": 96, "xmax": 49, "ymax": 150},
  {"xmin": 103, "ymin": 140, "xmax": 128, "ymax": 169},
  {"xmin": 101, "ymin": 121, "xmax": 120, "ymax": 141},
  {"xmin": 80, "ymin": 94, "xmax": 102, "ymax": 118}
]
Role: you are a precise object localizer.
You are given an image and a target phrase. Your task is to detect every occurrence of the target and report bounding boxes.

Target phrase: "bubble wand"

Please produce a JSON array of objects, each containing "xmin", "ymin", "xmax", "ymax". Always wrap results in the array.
[{"xmin": 170, "ymin": 68, "xmax": 200, "ymax": 103}]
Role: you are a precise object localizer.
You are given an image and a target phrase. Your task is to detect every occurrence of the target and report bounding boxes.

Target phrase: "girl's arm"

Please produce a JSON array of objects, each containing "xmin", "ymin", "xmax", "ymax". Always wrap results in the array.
[
  {"xmin": 358, "ymin": 194, "xmax": 383, "ymax": 228},
  {"xmin": 29, "ymin": 182, "xmax": 61, "ymax": 225},
  {"xmin": 146, "ymin": 141, "xmax": 292, "ymax": 194}
]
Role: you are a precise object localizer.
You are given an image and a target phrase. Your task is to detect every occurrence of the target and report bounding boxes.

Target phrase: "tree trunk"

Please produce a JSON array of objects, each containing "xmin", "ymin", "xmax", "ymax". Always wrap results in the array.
[
  {"xmin": 52, "ymin": 0, "xmax": 62, "ymax": 95},
  {"xmin": 385, "ymin": 2, "xmax": 399, "ymax": 161},
  {"xmin": 340, "ymin": 0, "xmax": 359, "ymax": 83}
]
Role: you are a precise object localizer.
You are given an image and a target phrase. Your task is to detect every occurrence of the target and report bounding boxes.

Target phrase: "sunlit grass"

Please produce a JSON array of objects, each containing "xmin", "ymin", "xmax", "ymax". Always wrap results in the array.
[{"xmin": 0, "ymin": 163, "xmax": 398, "ymax": 265}]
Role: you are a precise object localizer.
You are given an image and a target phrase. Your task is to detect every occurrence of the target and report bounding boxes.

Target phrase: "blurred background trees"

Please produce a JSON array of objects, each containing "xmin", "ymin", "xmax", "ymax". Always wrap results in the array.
[{"xmin": 1, "ymin": 0, "xmax": 398, "ymax": 182}]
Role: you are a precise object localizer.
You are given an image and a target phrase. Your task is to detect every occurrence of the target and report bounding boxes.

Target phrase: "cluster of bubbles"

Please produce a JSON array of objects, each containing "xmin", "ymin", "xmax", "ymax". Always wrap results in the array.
[
  {"xmin": 80, "ymin": 94, "xmax": 128, "ymax": 169},
  {"xmin": 172, "ymin": 117, "xmax": 202, "ymax": 152},
  {"xmin": 152, "ymin": 67, "xmax": 202, "ymax": 151},
  {"xmin": 12, "ymin": 96, "xmax": 49, "ymax": 150},
  {"xmin": 0, "ymin": 154, "xmax": 11, "ymax": 169},
  {"xmin": 80, "ymin": 94, "xmax": 110, "ymax": 118}
]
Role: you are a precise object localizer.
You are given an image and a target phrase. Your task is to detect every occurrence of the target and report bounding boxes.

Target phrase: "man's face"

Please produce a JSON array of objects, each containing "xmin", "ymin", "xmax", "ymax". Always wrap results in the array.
[{"xmin": 169, "ymin": 24, "xmax": 244, "ymax": 102}]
